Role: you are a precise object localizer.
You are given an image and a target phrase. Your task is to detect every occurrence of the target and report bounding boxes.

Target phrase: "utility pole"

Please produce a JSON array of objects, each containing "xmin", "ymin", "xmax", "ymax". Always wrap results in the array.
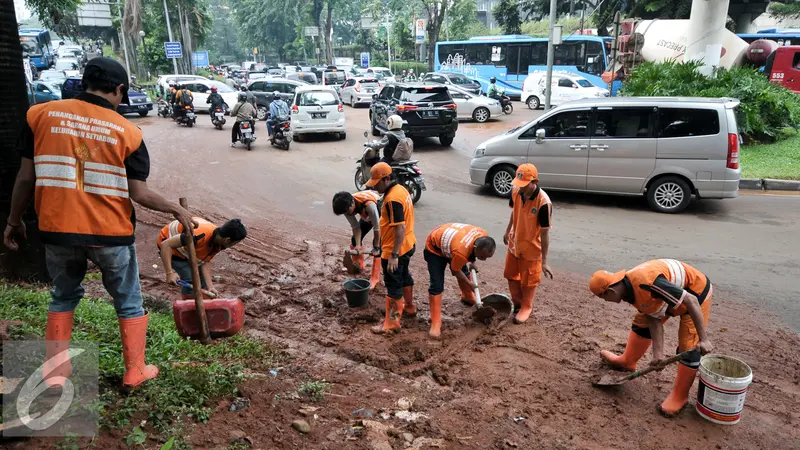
[
  {"xmin": 386, "ymin": 14, "xmax": 392, "ymax": 72},
  {"xmin": 609, "ymin": 11, "xmax": 620, "ymax": 94},
  {"xmin": 162, "ymin": 0, "xmax": 179, "ymax": 74},
  {"xmin": 544, "ymin": 0, "xmax": 558, "ymax": 109}
]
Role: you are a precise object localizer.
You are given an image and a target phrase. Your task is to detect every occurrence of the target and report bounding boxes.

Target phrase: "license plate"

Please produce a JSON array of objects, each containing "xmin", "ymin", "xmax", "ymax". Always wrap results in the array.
[
  {"xmin": 421, "ymin": 111, "xmax": 438, "ymax": 118},
  {"xmin": 311, "ymin": 113, "xmax": 327, "ymax": 119},
  {"xmin": 215, "ymin": 113, "xmax": 224, "ymax": 118},
  {"xmin": 138, "ymin": 105, "xmax": 147, "ymax": 110},
  {"xmin": 187, "ymin": 113, "xmax": 195, "ymax": 118},
  {"xmin": 414, "ymin": 177, "xmax": 427, "ymax": 190}
]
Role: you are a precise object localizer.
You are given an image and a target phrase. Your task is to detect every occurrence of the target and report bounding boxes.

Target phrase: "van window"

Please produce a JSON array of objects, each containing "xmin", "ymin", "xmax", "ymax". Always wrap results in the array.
[
  {"xmin": 531, "ymin": 109, "xmax": 591, "ymax": 138},
  {"xmin": 297, "ymin": 91, "xmax": 338, "ymax": 106},
  {"xmin": 793, "ymin": 52, "xmax": 800, "ymax": 69},
  {"xmin": 658, "ymin": 108, "xmax": 720, "ymax": 138},
  {"xmin": 558, "ymin": 78, "xmax": 575, "ymax": 88},
  {"xmin": 595, "ymin": 108, "xmax": 654, "ymax": 138}
]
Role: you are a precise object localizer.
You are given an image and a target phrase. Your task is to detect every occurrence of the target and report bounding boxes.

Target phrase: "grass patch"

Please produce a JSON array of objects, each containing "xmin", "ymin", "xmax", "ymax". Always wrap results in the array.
[
  {"xmin": 0, "ymin": 284, "xmax": 284, "ymax": 446},
  {"xmin": 741, "ymin": 131, "xmax": 800, "ymax": 180},
  {"xmin": 298, "ymin": 380, "xmax": 330, "ymax": 402}
]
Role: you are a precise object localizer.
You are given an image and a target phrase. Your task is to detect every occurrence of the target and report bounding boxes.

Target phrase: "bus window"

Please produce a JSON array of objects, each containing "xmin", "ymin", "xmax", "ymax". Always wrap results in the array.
[
  {"xmin": 507, "ymin": 44, "xmax": 531, "ymax": 75},
  {"xmin": 490, "ymin": 44, "xmax": 507, "ymax": 67},
  {"xmin": 531, "ymin": 41, "xmax": 547, "ymax": 66},
  {"xmin": 554, "ymin": 41, "xmax": 586, "ymax": 69},
  {"xmin": 584, "ymin": 41, "xmax": 605, "ymax": 75},
  {"xmin": 467, "ymin": 44, "xmax": 489, "ymax": 65}
]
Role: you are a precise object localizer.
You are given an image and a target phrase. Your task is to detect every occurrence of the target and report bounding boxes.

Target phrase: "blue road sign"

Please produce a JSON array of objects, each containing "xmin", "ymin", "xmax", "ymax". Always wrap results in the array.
[
  {"xmin": 164, "ymin": 41, "xmax": 183, "ymax": 59},
  {"xmin": 360, "ymin": 52, "xmax": 370, "ymax": 68},
  {"xmin": 192, "ymin": 51, "xmax": 209, "ymax": 68}
]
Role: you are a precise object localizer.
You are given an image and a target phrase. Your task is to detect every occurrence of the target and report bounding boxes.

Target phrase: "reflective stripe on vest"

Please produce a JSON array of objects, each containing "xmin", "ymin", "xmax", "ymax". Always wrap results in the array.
[{"xmin": 34, "ymin": 156, "xmax": 129, "ymax": 198}]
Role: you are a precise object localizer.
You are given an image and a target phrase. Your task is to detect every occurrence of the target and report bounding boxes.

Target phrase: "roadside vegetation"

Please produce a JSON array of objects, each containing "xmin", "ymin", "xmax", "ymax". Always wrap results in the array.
[
  {"xmin": 740, "ymin": 130, "xmax": 800, "ymax": 180},
  {"xmin": 0, "ymin": 284, "xmax": 284, "ymax": 449}
]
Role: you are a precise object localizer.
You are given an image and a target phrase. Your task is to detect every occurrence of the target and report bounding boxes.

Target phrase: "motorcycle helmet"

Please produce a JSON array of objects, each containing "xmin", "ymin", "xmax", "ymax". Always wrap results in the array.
[
  {"xmin": 237, "ymin": 92, "xmax": 247, "ymax": 101},
  {"xmin": 490, "ymin": 77, "xmax": 496, "ymax": 83},
  {"xmin": 387, "ymin": 115, "xmax": 403, "ymax": 131},
  {"xmin": 273, "ymin": 91, "xmax": 281, "ymax": 100},
  {"xmin": 211, "ymin": 86, "xmax": 218, "ymax": 92},
  {"xmin": 208, "ymin": 75, "xmax": 214, "ymax": 80},
  {"xmin": 131, "ymin": 75, "xmax": 137, "ymax": 81}
]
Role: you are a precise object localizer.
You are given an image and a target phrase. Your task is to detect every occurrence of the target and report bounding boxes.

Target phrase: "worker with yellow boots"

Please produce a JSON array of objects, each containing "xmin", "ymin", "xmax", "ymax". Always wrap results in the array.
[
  {"xmin": 424, "ymin": 223, "xmax": 496, "ymax": 338},
  {"xmin": 589, "ymin": 259, "xmax": 714, "ymax": 417},
  {"xmin": 503, "ymin": 164, "xmax": 554, "ymax": 324},
  {"xmin": 332, "ymin": 190, "xmax": 383, "ymax": 288},
  {"xmin": 365, "ymin": 163, "xmax": 417, "ymax": 334}
]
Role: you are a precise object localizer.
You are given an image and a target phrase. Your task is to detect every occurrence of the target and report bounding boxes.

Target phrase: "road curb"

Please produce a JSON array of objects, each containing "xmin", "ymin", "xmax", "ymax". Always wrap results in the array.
[
  {"xmin": 739, "ymin": 178, "xmax": 764, "ymax": 190},
  {"xmin": 764, "ymin": 179, "xmax": 800, "ymax": 191}
]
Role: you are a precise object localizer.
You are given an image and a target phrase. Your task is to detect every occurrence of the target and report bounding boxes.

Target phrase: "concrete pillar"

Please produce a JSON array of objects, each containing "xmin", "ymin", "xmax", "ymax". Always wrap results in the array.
[
  {"xmin": 736, "ymin": 13, "xmax": 754, "ymax": 33},
  {"xmin": 685, "ymin": 0, "xmax": 731, "ymax": 76}
]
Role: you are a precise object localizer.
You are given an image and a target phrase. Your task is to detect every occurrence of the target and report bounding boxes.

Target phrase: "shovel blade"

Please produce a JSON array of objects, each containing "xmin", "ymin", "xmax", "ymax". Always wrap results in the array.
[
  {"xmin": 592, "ymin": 373, "xmax": 628, "ymax": 387},
  {"xmin": 343, "ymin": 251, "xmax": 361, "ymax": 275}
]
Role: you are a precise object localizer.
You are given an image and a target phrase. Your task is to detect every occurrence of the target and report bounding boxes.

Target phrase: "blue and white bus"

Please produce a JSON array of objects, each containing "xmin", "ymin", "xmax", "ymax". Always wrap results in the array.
[
  {"xmin": 738, "ymin": 29, "xmax": 800, "ymax": 46},
  {"xmin": 434, "ymin": 34, "xmax": 618, "ymax": 98},
  {"xmin": 19, "ymin": 29, "xmax": 54, "ymax": 70}
]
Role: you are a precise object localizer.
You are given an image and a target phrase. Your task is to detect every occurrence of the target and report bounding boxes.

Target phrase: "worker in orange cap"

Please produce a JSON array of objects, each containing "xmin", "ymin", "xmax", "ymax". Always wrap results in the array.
[
  {"xmin": 589, "ymin": 259, "xmax": 714, "ymax": 417},
  {"xmin": 332, "ymin": 190, "xmax": 383, "ymax": 288},
  {"xmin": 503, "ymin": 163, "xmax": 553, "ymax": 324},
  {"xmin": 425, "ymin": 223, "xmax": 496, "ymax": 338},
  {"xmin": 365, "ymin": 162, "xmax": 417, "ymax": 334}
]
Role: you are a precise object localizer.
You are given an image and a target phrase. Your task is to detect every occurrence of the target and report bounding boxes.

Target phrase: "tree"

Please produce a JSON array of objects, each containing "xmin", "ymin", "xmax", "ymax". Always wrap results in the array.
[
  {"xmin": 493, "ymin": 0, "xmax": 522, "ymax": 35},
  {"xmin": 422, "ymin": 0, "xmax": 455, "ymax": 71},
  {"xmin": 446, "ymin": 0, "xmax": 481, "ymax": 41},
  {"xmin": 771, "ymin": 2, "xmax": 800, "ymax": 19}
]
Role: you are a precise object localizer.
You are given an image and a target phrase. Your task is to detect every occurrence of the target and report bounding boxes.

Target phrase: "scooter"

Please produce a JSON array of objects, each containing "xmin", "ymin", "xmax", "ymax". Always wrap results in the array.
[
  {"xmin": 269, "ymin": 118, "xmax": 292, "ymax": 150},
  {"xmin": 239, "ymin": 120, "xmax": 256, "ymax": 151},
  {"xmin": 355, "ymin": 132, "xmax": 426, "ymax": 204},
  {"xmin": 157, "ymin": 100, "xmax": 172, "ymax": 118},
  {"xmin": 211, "ymin": 106, "xmax": 226, "ymax": 130},
  {"xmin": 176, "ymin": 105, "xmax": 196, "ymax": 127},
  {"xmin": 485, "ymin": 91, "xmax": 513, "ymax": 115}
]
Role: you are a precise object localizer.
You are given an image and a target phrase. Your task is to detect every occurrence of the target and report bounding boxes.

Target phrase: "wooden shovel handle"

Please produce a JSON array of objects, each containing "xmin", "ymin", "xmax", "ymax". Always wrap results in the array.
[
  {"xmin": 470, "ymin": 268, "xmax": 482, "ymax": 307},
  {"xmin": 622, "ymin": 350, "xmax": 696, "ymax": 382},
  {"xmin": 179, "ymin": 198, "xmax": 211, "ymax": 344}
]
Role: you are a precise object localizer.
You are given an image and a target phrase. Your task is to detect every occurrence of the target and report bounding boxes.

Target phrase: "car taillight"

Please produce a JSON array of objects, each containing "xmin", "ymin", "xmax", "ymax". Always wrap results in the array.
[
  {"xmin": 397, "ymin": 105, "xmax": 418, "ymax": 112},
  {"xmin": 338, "ymin": 103, "xmax": 344, "ymax": 112},
  {"xmin": 291, "ymin": 105, "xmax": 299, "ymax": 114},
  {"xmin": 727, "ymin": 133, "xmax": 739, "ymax": 169},
  {"xmin": 283, "ymin": 123, "xmax": 290, "ymax": 128},
  {"xmin": 444, "ymin": 103, "xmax": 457, "ymax": 110}
]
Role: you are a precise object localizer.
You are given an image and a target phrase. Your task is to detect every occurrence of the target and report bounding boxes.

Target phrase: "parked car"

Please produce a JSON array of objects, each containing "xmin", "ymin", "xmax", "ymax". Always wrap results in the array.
[
  {"xmin": 54, "ymin": 58, "xmax": 81, "ymax": 77},
  {"xmin": 469, "ymin": 97, "xmax": 741, "ymax": 213},
  {"xmin": 340, "ymin": 77, "xmax": 382, "ymax": 107},
  {"xmin": 291, "ymin": 85, "xmax": 346, "ymax": 141},
  {"xmin": 247, "ymin": 77, "xmax": 308, "ymax": 120},
  {"xmin": 27, "ymin": 80, "xmax": 61, "ymax": 104},
  {"xmin": 367, "ymin": 66, "xmax": 395, "ymax": 82},
  {"xmin": 61, "ymin": 77, "xmax": 153, "ymax": 116},
  {"xmin": 157, "ymin": 74, "xmax": 211, "ymax": 93},
  {"xmin": 447, "ymin": 85, "xmax": 502, "ymax": 123},
  {"xmin": 369, "ymin": 83, "xmax": 458, "ymax": 146},
  {"xmin": 421, "ymin": 71, "xmax": 482, "ymax": 95},
  {"xmin": 180, "ymin": 80, "xmax": 238, "ymax": 113},
  {"xmin": 522, "ymin": 72, "xmax": 609, "ymax": 110}
]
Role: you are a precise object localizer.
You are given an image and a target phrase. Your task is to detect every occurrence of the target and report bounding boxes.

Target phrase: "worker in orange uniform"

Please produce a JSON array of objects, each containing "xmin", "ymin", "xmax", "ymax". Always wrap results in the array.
[
  {"xmin": 503, "ymin": 163, "xmax": 554, "ymax": 324},
  {"xmin": 424, "ymin": 223, "xmax": 496, "ymax": 338},
  {"xmin": 332, "ymin": 190, "xmax": 383, "ymax": 288},
  {"xmin": 365, "ymin": 162, "xmax": 417, "ymax": 334},
  {"xmin": 589, "ymin": 259, "xmax": 714, "ymax": 417},
  {"xmin": 158, "ymin": 218, "xmax": 247, "ymax": 298}
]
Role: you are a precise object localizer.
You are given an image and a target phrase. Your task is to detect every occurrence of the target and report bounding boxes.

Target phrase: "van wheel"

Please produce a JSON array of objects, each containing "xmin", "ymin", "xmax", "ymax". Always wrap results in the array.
[
  {"xmin": 526, "ymin": 96, "xmax": 540, "ymax": 110},
  {"xmin": 490, "ymin": 165, "xmax": 516, "ymax": 198},
  {"xmin": 647, "ymin": 176, "xmax": 692, "ymax": 213}
]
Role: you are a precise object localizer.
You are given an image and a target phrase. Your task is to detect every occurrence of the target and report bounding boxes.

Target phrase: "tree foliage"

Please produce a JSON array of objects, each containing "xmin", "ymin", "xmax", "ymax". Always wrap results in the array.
[
  {"xmin": 493, "ymin": 0, "xmax": 522, "ymax": 35},
  {"xmin": 770, "ymin": 1, "xmax": 800, "ymax": 19},
  {"xmin": 24, "ymin": 0, "xmax": 83, "ymax": 37}
]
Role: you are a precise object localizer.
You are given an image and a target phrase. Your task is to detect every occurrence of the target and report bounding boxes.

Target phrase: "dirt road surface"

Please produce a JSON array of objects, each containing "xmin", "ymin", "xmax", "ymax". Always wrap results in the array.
[{"xmin": 119, "ymin": 107, "xmax": 800, "ymax": 448}]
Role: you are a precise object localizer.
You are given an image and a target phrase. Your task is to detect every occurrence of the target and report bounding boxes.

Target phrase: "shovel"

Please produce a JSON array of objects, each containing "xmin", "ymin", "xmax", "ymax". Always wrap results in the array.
[
  {"xmin": 592, "ymin": 350, "xmax": 695, "ymax": 387},
  {"xmin": 343, "ymin": 248, "xmax": 371, "ymax": 275},
  {"xmin": 470, "ymin": 269, "xmax": 515, "ymax": 325},
  {"xmin": 179, "ymin": 198, "xmax": 211, "ymax": 344}
]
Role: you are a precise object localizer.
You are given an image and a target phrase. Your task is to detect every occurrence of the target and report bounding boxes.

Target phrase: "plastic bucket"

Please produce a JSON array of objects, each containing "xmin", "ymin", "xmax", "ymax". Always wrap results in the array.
[
  {"xmin": 696, "ymin": 354, "xmax": 753, "ymax": 425},
  {"xmin": 344, "ymin": 278, "xmax": 370, "ymax": 308}
]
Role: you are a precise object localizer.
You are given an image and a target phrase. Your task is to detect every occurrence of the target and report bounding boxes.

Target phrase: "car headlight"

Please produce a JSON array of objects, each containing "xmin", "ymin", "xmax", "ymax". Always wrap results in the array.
[
  {"xmin": 474, "ymin": 144, "xmax": 486, "ymax": 158},
  {"xmin": 146, "ymin": 96, "xmax": 152, "ymax": 102}
]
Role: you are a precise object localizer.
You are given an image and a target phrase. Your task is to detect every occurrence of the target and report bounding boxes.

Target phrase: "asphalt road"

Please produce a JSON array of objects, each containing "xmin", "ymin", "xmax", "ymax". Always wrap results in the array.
[{"xmin": 133, "ymin": 104, "xmax": 800, "ymax": 330}]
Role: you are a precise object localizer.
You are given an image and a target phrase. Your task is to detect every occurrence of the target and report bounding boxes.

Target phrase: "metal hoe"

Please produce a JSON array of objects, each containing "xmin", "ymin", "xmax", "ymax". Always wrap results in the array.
[
  {"xmin": 179, "ymin": 198, "xmax": 211, "ymax": 344},
  {"xmin": 343, "ymin": 248, "xmax": 371, "ymax": 275},
  {"xmin": 592, "ymin": 350, "xmax": 696, "ymax": 387}
]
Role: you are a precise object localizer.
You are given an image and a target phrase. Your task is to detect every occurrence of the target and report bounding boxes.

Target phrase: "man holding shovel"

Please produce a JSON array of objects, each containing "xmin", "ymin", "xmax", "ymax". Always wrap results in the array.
[
  {"xmin": 158, "ymin": 218, "xmax": 247, "ymax": 298},
  {"xmin": 424, "ymin": 223, "xmax": 496, "ymax": 338},
  {"xmin": 589, "ymin": 259, "xmax": 714, "ymax": 417},
  {"xmin": 365, "ymin": 163, "xmax": 417, "ymax": 334},
  {"xmin": 332, "ymin": 190, "xmax": 382, "ymax": 288},
  {"xmin": 503, "ymin": 164, "xmax": 554, "ymax": 324}
]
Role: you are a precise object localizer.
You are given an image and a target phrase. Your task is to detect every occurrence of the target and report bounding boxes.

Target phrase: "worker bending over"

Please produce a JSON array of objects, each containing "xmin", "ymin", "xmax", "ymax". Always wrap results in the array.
[
  {"xmin": 503, "ymin": 164, "xmax": 554, "ymax": 324},
  {"xmin": 158, "ymin": 218, "xmax": 247, "ymax": 297},
  {"xmin": 365, "ymin": 162, "xmax": 417, "ymax": 334},
  {"xmin": 589, "ymin": 259, "xmax": 714, "ymax": 417},
  {"xmin": 425, "ymin": 223, "xmax": 496, "ymax": 338},
  {"xmin": 332, "ymin": 190, "xmax": 383, "ymax": 287}
]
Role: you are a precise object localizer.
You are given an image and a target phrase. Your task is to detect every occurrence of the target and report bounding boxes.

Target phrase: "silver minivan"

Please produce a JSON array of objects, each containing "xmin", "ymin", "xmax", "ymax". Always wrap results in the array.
[{"xmin": 469, "ymin": 97, "xmax": 742, "ymax": 213}]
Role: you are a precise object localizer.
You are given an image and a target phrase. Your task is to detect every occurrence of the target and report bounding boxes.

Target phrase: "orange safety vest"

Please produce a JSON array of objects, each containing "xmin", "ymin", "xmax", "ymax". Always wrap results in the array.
[
  {"xmin": 507, "ymin": 186, "xmax": 552, "ymax": 261},
  {"xmin": 352, "ymin": 190, "xmax": 381, "ymax": 222},
  {"xmin": 157, "ymin": 218, "xmax": 221, "ymax": 263},
  {"xmin": 626, "ymin": 259, "xmax": 710, "ymax": 318},
  {"xmin": 426, "ymin": 223, "xmax": 487, "ymax": 271},
  {"xmin": 28, "ymin": 98, "xmax": 144, "ymax": 246},
  {"xmin": 379, "ymin": 183, "xmax": 416, "ymax": 259}
]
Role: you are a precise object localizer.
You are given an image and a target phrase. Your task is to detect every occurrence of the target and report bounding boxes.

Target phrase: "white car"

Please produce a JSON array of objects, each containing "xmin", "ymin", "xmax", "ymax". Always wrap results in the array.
[
  {"xmin": 339, "ymin": 77, "xmax": 382, "ymax": 107},
  {"xmin": 290, "ymin": 85, "xmax": 346, "ymax": 141},
  {"xmin": 180, "ymin": 80, "xmax": 239, "ymax": 113},
  {"xmin": 522, "ymin": 72, "xmax": 609, "ymax": 109},
  {"xmin": 157, "ymin": 74, "xmax": 211, "ymax": 94},
  {"xmin": 54, "ymin": 58, "xmax": 81, "ymax": 77},
  {"xmin": 367, "ymin": 66, "xmax": 395, "ymax": 82},
  {"xmin": 447, "ymin": 86, "xmax": 503, "ymax": 123}
]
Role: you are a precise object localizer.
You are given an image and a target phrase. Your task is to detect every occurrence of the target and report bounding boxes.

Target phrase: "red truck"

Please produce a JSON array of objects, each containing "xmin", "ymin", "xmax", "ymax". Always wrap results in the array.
[{"xmin": 765, "ymin": 45, "xmax": 800, "ymax": 94}]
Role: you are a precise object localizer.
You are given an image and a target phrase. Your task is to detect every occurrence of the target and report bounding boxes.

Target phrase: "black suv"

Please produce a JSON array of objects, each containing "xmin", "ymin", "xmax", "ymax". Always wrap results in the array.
[
  {"xmin": 247, "ymin": 78, "xmax": 307, "ymax": 120},
  {"xmin": 369, "ymin": 83, "xmax": 458, "ymax": 146}
]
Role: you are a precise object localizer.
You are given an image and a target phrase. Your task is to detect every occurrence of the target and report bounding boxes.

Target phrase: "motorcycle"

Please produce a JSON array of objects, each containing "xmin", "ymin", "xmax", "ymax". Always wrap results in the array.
[
  {"xmin": 269, "ymin": 118, "xmax": 292, "ymax": 150},
  {"xmin": 157, "ymin": 100, "xmax": 172, "ymax": 118},
  {"xmin": 211, "ymin": 106, "xmax": 226, "ymax": 130},
  {"xmin": 485, "ymin": 89, "xmax": 514, "ymax": 115},
  {"xmin": 176, "ymin": 105, "xmax": 196, "ymax": 127},
  {"xmin": 239, "ymin": 120, "xmax": 256, "ymax": 151},
  {"xmin": 355, "ymin": 132, "xmax": 426, "ymax": 204}
]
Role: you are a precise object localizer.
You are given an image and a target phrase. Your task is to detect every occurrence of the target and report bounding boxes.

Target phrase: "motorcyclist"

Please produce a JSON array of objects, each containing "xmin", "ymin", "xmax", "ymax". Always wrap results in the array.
[
  {"xmin": 225, "ymin": 76, "xmax": 237, "ymax": 89},
  {"xmin": 240, "ymin": 85, "xmax": 257, "ymax": 109},
  {"xmin": 174, "ymin": 84, "xmax": 194, "ymax": 120},
  {"xmin": 230, "ymin": 92, "xmax": 257, "ymax": 147},
  {"xmin": 206, "ymin": 86, "xmax": 225, "ymax": 122},
  {"xmin": 487, "ymin": 77, "xmax": 503, "ymax": 99},
  {"xmin": 130, "ymin": 75, "xmax": 142, "ymax": 91},
  {"xmin": 369, "ymin": 115, "xmax": 407, "ymax": 165},
  {"xmin": 267, "ymin": 91, "xmax": 289, "ymax": 137},
  {"xmin": 406, "ymin": 69, "xmax": 416, "ymax": 81}
]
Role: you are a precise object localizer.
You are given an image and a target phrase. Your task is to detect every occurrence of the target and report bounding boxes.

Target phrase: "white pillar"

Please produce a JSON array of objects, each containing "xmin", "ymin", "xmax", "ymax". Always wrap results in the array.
[
  {"xmin": 685, "ymin": 0, "xmax": 732, "ymax": 76},
  {"xmin": 736, "ymin": 13, "xmax": 753, "ymax": 33}
]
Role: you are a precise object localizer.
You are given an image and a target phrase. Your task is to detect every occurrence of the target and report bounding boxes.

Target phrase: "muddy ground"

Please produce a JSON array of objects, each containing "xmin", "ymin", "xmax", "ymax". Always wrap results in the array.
[{"xmin": 68, "ymin": 206, "xmax": 795, "ymax": 450}]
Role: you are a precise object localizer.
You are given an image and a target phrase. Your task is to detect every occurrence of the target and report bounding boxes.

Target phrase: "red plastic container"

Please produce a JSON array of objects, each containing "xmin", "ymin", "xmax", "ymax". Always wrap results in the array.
[{"xmin": 172, "ymin": 298, "xmax": 245, "ymax": 339}]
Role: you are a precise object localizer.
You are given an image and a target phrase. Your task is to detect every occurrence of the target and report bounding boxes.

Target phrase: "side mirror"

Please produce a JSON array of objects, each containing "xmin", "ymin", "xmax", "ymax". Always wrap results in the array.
[
  {"xmin": 535, "ymin": 129, "xmax": 546, "ymax": 143},
  {"xmin": 363, "ymin": 131, "xmax": 369, "ymax": 138},
  {"xmin": 372, "ymin": 94, "xmax": 377, "ymax": 100}
]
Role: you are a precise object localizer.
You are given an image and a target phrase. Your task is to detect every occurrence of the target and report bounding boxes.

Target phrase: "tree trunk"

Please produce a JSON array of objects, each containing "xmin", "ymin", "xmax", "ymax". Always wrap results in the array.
[
  {"xmin": 325, "ymin": 1, "xmax": 334, "ymax": 64},
  {"xmin": 0, "ymin": 0, "xmax": 48, "ymax": 281},
  {"xmin": 183, "ymin": 7, "xmax": 194, "ymax": 72}
]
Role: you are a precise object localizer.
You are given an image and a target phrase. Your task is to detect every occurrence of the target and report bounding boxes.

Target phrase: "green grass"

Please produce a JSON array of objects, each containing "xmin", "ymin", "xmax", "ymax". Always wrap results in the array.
[
  {"xmin": 741, "ymin": 131, "xmax": 800, "ymax": 180},
  {"xmin": 0, "ymin": 284, "xmax": 283, "ymax": 446}
]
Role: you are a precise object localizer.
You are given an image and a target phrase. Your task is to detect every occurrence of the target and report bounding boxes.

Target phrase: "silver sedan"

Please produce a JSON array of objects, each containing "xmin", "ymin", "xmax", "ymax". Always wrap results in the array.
[{"xmin": 447, "ymin": 86, "xmax": 503, "ymax": 123}]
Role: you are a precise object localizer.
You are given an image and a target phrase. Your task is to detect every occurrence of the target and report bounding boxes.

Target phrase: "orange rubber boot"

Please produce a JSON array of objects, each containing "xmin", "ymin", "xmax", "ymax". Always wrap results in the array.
[
  {"xmin": 508, "ymin": 279, "xmax": 523, "ymax": 309},
  {"xmin": 369, "ymin": 257, "xmax": 382, "ymax": 289},
  {"xmin": 372, "ymin": 297, "xmax": 404, "ymax": 334},
  {"xmin": 659, "ymin": 363, "xmax": 698, "ymax": 417},
  {"xmin": 600, "ymin": 331, "xmax": 652, "ymax": 371},
  {"xmin": 457, "ymin": 277, "xmax": 476, "ymax": 307},
  {"xmin": 43, "ymin": 311, "xmax": 75, "ymax": 388},
  {"xmin": 350, "ymin": 245, "xmax": 366, "ymax": 273},
  {"xmin": 428, "ymin": 294, "xmax": 443, "ymax": 339},
  {"xmin": 119, "ymin": 313, "xmax": 160, "ymax": 390},
  {"xmin": 513, "ymin": 286, "xmax": 537, "ymax": 324},
  {"xmin": 403, "ymin": 286, "xmax": 417, "ymax": 316}
]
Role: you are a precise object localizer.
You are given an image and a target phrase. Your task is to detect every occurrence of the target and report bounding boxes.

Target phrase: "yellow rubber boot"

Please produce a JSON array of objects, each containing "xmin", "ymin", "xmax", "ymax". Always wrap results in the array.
[
  {"xmin": 600, "ymin": 331, "xmax": 652, "ymax": 371},
  {"xmin": 403, "ymin": 286, "xmax": 417, "ymax": 316},
  {"xmin": 428, "ymin": 294, "xmax": 443, "ymax": 339},
  {"xmin": 119, "ymin": 313, "xmax": 160, "ymax": 390},
  {"xmin": 43, "ymin": 311, "xmax": 74, "ymax": 388},
  {"xmin": 513, "ymin": 286, "xmax": 537, "ymax": 324},
  {"xmin": 659, "ymin": 364, "xmax": 698, "ymax": 417}
]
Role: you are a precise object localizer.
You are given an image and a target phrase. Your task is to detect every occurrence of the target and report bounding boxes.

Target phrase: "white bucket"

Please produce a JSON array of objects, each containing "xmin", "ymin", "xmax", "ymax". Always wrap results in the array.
[{"xmin": 696, "ymin": 354, "xmax": 753, "ymax": 425}]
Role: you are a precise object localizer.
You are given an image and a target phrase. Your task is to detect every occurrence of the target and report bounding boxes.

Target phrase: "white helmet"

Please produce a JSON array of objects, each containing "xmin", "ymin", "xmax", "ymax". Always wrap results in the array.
[{"xmin": 387, "ymin": 115, "xmax": 403, "ymax": 130}]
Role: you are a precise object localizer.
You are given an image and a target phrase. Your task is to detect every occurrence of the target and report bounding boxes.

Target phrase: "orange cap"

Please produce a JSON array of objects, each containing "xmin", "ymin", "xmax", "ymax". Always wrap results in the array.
[
  {"xmin": 512, "ymin": 163, "xmax": 539, "ymax": 187},
  {"xmin": 589, "ymin": 270, "xmax": 627, "ymax": 296},
  {"xmin": 365, "ymin": 162, "xmax": 392, "ymax": 188}
]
